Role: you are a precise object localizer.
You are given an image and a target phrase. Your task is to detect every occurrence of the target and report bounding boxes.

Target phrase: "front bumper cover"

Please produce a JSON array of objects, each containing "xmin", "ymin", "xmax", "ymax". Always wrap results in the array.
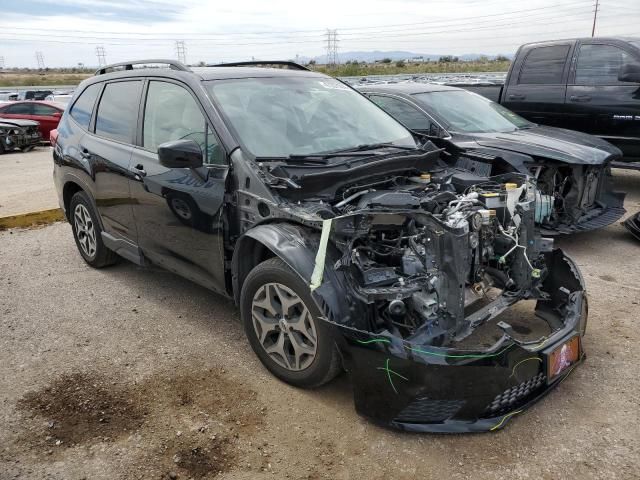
[{"xmin": 326, "ymin": 251, "xmax": 587, "ymax": 433}]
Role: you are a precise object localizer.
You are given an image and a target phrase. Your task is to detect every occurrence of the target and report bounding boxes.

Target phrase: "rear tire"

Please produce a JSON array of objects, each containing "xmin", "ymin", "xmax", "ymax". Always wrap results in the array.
[
  {"xmin": 240, "ymin": 257, "xmax": 341, "ymax": 388},
  {"xmin": 69, "ymin": 191, "xmax": 118, "ymax": 268}
]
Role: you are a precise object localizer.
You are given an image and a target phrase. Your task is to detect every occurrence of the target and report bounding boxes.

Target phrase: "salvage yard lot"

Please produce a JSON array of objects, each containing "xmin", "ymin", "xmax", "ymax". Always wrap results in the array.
[{"xmin": 1, "ymin": 167, "xmax": 639, "ymax": 479}]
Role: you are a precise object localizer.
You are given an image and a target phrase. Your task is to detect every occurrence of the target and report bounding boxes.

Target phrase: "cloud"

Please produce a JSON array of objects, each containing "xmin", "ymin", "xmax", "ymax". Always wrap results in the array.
[{"xmin": 1, "ymin": 0, "xmax": 638, "ymax": 67}]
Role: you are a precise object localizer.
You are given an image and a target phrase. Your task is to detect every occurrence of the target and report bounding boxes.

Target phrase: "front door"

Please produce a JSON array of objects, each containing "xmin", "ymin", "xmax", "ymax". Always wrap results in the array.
[
  {"xmin": 129, "ymin": 79, "xmax": 228, "ymax": 293},
  {"xmin": 565, "ymin": 41, "xmax": 640, "ymax": 160}
]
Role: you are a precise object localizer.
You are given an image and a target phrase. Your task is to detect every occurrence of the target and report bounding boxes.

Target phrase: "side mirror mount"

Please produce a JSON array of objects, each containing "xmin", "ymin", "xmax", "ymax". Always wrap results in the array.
[
  {"xmin": 158, "ymin": 139, "xmax": 203, "ymax": 169},
  {"xmin": 618, "ymin": 62, "xmax": 640, "ymax": 83}
]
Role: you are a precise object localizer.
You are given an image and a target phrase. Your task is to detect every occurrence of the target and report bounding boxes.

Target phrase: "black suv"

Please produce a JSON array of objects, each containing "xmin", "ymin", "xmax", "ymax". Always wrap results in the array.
[{"xmin": 53, "ymin": 60, "xmax": 587, "ymax": 432}]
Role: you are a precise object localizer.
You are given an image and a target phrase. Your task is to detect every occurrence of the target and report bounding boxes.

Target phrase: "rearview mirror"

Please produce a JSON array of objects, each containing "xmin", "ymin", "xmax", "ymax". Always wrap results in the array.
[
  {"xmin": 158, "ymin": 139, "xmax": 203, "ymax": 169},
  {"xmin": 618, "ymin": 62, "xmax": 640, "ymax": 83}
]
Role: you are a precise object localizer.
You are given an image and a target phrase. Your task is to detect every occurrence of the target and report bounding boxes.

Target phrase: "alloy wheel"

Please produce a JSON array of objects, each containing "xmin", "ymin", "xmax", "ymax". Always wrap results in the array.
[
  {"xmin": 74, "ymin": 203, "xmax": 97, "ymax": 258},
  {"xmin": 251, "ymin": 282, "xmax": 318, "ymax": 371}
]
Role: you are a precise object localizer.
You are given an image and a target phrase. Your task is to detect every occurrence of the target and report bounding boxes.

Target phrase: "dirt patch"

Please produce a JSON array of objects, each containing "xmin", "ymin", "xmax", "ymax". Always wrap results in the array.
[
  {"xmin": 17, "ymin": 372, "xmax": 147, "ymax": 448},
  {"xmin": 170, "ymin": 439, "xmax": 236, "ymax": 478},
  {"xmin": 599, "ymin": 274, "xmax": 617, "ymax": 282},
  {"xmin": 12, "ymin": 367, "xmax": 264, "ymax": 478}
]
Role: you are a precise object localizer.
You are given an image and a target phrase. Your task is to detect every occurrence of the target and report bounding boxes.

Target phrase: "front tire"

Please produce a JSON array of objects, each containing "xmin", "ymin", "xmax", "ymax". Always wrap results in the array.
[
  {"xmin": 240, "ymin": 257, "xmax": 341, "ymax": 388},
  {"xmin": 69, "ymin": 191, "xmax": 117, "ymax": 268}
]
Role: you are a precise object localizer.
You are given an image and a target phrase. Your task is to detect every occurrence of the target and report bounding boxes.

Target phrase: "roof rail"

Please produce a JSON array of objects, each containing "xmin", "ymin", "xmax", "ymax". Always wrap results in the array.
[
  {"xmin": 95, "ymin": 59, "xmax": 190, "ymax": 75},
  {"xmin": 209, "ymin": 61, "xmax": 310, "ymax": 71}
]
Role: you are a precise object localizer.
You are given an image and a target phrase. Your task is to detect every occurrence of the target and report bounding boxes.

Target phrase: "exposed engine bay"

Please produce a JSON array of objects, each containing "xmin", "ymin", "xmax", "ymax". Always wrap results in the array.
[
  {"xmin": 324, "ymin": 170, "xmax": 551, "ymax": 346},
  {"xmin": 237, "ymin": 146, "xmax": 570, "ymax": 349}
]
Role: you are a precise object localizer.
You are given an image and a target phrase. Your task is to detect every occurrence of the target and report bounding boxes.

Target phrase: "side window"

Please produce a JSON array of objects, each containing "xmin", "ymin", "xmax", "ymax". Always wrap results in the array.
[
  {"xmin": 575, "ymin": 44, "xmax": 633, "ymax": 85},
  {"xmin": 368, "ymin": 95, "xmax": 430, "ymax": 131},
  {"xmin": 69, "ymin": 83, "xmax": 102, "ymax": 130},
  {"xmin": 143, "ymin": 81, "xmax": 224, "ymax": 165},
  {"xmin": 518, "ymin": 45, "xmax": 571, "ymax": 85},
  {"xmin": 32, "ymin": 104, "xmax": 59, "ymax": 116},
  {"xmin": 95, "ymin": 81, "xmax": 142, "ymax": 143},
  {"xmin": 5, "ymin": 103, "xmax": 33, "ymax": 114}
]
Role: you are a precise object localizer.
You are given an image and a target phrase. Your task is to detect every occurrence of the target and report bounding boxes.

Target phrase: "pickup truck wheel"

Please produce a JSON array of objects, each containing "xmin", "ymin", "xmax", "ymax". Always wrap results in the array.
[
  {"xmin": 241, "ymin": 257, "xmax": 341, "ymax": 388},
  {"xmin": 69, "ymin": 191, "xmax": 118, "ymax": 268}
]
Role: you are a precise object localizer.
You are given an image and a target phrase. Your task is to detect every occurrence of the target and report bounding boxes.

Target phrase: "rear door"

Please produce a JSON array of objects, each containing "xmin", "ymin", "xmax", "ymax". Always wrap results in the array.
[
  {"xmin": 566, "ymin": 40, "xmax": 640, "ymax": 160},
  {"xmin": 82, "ymin": 80, "xmax": 142, "ymax": 240},
  {"xmin": 129, "ymin": 79, "xmax": 228, "ymax": 293},
  {"xmin": 502, "ymin": 42, "xmax": 575, "ymax": 126}
]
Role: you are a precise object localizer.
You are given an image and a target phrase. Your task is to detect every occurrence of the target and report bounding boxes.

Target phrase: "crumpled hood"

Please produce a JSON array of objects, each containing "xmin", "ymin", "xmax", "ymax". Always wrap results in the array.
[
  {"xmin": 469, "ymin": 125, "xmax": 622, "ymax": 165},
  {"xmin": 0, "ymin": 118, "xmax": 40, "ymax": 129}
]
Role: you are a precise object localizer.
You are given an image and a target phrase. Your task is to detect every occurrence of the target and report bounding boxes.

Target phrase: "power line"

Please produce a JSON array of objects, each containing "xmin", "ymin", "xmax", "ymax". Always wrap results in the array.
[
  {"xmin": 175, "ymin": 40, "xmax": 187, "ymax": 64},
  {"xmin": 325, "ymin": 29, "xmax": 339, "ymax": 66},
  {"xmin": 95, "ymin": 46, "xmax": 107, "ymax": 67},
  {"xmin": 35, "ymin": 51, "xmax": 45, "ymax": 69},
  {"xmin": 592, "ymin": 0, "xmax": 600, "ymax": 36},
  {"xmin": 0, "ymin": 0, "xmax": 594, "ymax": 39}
]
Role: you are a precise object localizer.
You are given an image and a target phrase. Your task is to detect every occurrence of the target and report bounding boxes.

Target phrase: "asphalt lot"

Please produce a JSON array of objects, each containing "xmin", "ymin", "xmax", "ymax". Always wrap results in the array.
[
  {"xmin": 0, "ymin": 168, "xmax": 639, "ymax": 479},
  {"xmin": 0, "ymin": 148, "xmax": 58, "ymax": 217}
]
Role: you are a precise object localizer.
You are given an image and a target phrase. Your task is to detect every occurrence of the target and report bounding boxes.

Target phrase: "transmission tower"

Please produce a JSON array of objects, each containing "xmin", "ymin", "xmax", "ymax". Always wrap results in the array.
[
  {"xmin": 0, "ymin": 56, "xmax": 4, "ymax": 69},
  {"xmin": 95, "ymin": 46, "xmax": 107, "ymax": 67},
  {"xmin": 175, "ymin": 40, "xmax": 187, "ymax": 64},
  {"xmin": 325, "ymin": 29, "xmax": 339, "ymax": 66},
  {"xmin": 35, "ymin": 51, "xmax": 45, "ymax": 69}
]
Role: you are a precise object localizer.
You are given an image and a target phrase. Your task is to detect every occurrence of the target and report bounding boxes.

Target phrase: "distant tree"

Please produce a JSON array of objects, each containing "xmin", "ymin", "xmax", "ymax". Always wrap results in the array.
[
  {"xmin": 495, "ymin": 54, "xmax": 510, "ymax": 62},
  {"xmin": 381, "ymin": 58, "xmax": 392, "ymax": 64},
  {"xmin": 308, "ymin": 59, "xmax": 316, "ymax": 65},
  {"xmin": 395, "ymin": 60, "xmax": 406, "ymax": 68},
  {"xmin": 478, "ymin": 55, "xmax": 489, "ymax": 63},
  {"xmin": 197, "ymin": 61, "xmax": 206, "ymax": 67}
]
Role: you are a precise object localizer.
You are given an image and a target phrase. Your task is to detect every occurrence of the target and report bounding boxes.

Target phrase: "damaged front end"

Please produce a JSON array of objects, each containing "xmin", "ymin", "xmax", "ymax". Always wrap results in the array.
[{"xmin": 236, "ymin": 145, "xmax": 587, "ymax": 432}]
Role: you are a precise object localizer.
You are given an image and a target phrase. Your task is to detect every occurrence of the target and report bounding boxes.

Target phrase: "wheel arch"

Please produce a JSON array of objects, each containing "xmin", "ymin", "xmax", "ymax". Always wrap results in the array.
[{"xmin": 231, "ymin": 222, "xmax": 348, "ymax": 323}]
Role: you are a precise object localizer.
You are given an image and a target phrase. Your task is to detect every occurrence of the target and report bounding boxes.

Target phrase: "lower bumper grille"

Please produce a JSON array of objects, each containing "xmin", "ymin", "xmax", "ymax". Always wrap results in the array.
[
  {"xmin": 395, "ymin": 397, "xmax": 464, "ymax": 424},
  {"xmin": 485, "ymin": 372, "xmax": 546, "ymax": 416}
]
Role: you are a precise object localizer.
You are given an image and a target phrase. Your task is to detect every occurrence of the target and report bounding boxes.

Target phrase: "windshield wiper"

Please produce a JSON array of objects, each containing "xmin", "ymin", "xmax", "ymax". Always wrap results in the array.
[
  {"xmin": 254, "ymin": 151, "xmax": 378, "ymax": 164},
  {"xmin": 328, "ymin": 142, "xmax": 420, "ymax": 153}
]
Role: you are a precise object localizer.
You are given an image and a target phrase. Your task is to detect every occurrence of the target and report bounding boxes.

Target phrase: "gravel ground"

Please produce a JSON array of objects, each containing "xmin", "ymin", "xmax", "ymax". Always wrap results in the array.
[
  {"xmin": 0, "ymin": 170, "xmax": 639, "ymax": 480},
  {"xmin": 0, "ymin": 148, "xmax": 58, "ymax": 217}
]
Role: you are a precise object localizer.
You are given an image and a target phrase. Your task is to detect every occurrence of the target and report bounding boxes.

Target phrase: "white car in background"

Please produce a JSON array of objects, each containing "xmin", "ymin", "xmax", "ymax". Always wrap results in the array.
[{"xmin": 44, "ymin": 94, "xmax": 73, "ymax": 105}]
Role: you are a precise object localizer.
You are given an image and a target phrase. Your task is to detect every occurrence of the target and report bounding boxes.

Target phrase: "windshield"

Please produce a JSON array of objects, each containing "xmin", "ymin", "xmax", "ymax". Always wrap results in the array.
[
  {"xmin": 205, "ymin": 76, "xmax": 415, "ymax": 157},
  {"xmin": 413, "ymin": 90, "xmax": 533, "ymax": 133}
]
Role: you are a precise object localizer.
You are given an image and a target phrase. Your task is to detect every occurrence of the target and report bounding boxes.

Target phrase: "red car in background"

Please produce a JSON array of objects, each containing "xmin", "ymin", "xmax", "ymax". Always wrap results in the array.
[{"xmin": 0, "ymin": 101, "xmax": 65, "ymax": 140}]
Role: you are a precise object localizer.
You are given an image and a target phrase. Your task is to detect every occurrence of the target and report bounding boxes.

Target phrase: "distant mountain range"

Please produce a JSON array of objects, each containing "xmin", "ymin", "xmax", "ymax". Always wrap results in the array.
[{"xmin": 298, "ymin": 51, "xmax": 511, "ymax": 64}]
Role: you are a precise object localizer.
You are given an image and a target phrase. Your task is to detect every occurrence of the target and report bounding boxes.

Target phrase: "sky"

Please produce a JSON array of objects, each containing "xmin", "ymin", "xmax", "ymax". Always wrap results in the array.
[{"xmin": 0, "ymin": 0, "xmax": 638, "ymax": 68}]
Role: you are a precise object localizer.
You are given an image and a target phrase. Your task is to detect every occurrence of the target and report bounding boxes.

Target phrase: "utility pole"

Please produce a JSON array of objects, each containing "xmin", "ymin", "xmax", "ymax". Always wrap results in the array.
[
  {"xmin": 591, "ymin": 0, "xmax": 599, "ymax": 37},
  {"xmin": 95, "ymin": 46, "xmax": 107, "ymax": 67},
  {"xmin": 35, "ymin": 51, "xmax": 45, "ymax": 69},
  {"xmin": 175, "ymin": 40, "xmax": 187, "ymax": 64},
  {"xmin": 325, "ymin": 29, "xmax": 339, "ymax": 67}
]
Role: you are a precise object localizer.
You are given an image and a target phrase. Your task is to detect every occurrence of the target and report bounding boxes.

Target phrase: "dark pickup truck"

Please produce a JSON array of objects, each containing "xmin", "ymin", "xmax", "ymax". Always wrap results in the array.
[{"xmin": 456, "ymin": 37, "xmax": 640, "ymax": 164}]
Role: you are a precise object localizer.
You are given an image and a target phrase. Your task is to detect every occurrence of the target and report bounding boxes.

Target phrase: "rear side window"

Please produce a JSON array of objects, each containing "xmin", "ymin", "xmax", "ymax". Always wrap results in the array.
[
  {"xmin": 95, "ymin": 81, "xmax": 142, "ymax": 143},
  {"xmin": 518, "ymin": 45, "xmax": 570, "ymax": 84},
  {"xmin": 70, "ymin": 83, "xmax": 101, "ymax": 129},
  {"xmin": 575, "ymin": 44, "xmax": 633, "ymax": 85},
  {"xmin": 368, "ymin": 95, "xmax": 429, "ymax": 131},
  {"xmin": 4, "ymin": 103, "xmax": 32, "ymax": 114}
]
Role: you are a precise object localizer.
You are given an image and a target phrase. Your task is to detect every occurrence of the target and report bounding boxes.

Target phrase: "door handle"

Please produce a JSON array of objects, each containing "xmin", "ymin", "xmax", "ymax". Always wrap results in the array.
[
  {"xmin": 508, "ymin": 94, "xmax": 526, "ymax": 100},
  {"xmin": 570, "ymin": 95, "xmax": 591, "ymax": 103},
  {"xmin": 80, "ymin": 148, "xmax": 91, "ymax": 159},
  {"xmin": 131, "ymin": 164, "xmax": 147, "ymax": 178}
]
